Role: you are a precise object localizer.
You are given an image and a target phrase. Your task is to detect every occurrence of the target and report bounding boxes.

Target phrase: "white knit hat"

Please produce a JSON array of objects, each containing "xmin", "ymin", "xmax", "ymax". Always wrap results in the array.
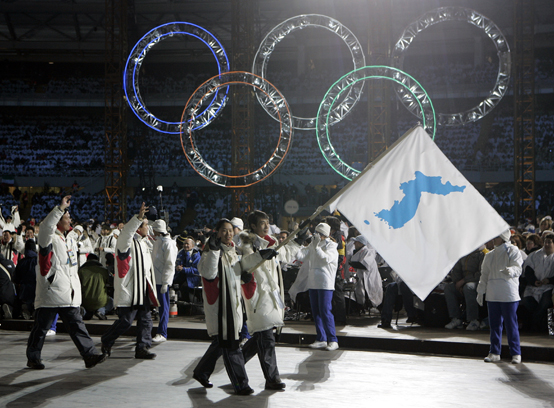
[
  {"xmin": 74, "ymin": 225, "xmax": 84, "ymax": 234},
  {"xmin": 152, "ymin": 219, "xmax": 168, "ymax": 234},
  {"xmin": 315, "ymin": 222, "xmax": 331, "ymax": 237},
  {"xmin": 499, "ymin": 229, "xmax": 511, "ymax": 242},
  {"xmin": 230, "ymin": 217, "xmax": 244, "ymax": 230}
]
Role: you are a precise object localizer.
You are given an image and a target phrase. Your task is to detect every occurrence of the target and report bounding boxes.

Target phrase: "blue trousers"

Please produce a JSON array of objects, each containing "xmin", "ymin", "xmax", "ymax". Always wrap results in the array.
[
  {"xmin": 156, "ymin": 284, "xmax": 170, "ymax": 338},
  {"xmin": 488, "ymin": 301, "xmax": 521, "ymax": 356},
  {"xmin": 50, "ymin": 314, "xmax": 58, "ymax": 331},
  {"xmin": 309, "ymin": 289, "xmax": 337, "ymax": 343}
]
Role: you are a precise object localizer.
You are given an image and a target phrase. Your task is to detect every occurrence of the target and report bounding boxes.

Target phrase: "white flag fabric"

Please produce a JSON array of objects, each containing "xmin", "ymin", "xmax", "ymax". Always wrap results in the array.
[{"xmin": 327, "ymin": 126, "xmax": 509, "ymax": 300}]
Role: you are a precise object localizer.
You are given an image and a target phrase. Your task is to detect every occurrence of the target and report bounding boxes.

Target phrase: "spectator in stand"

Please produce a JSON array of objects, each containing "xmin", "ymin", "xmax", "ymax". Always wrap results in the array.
[
  {"xmin": 538, "ymin": 216, "xmax": 553, "ymax": 235},
  {"xmin": 378, "ymin": 271, "xmax": 419, "ymax": 329},
  {"xmin": 444, "ymin": 249, "xmax": 485, "ymax": 331},
  {"xmin": 173, "ymin": 237, "xmax": 202, "ymax": 306},
  {"xmin": 520, "ymin": 232, "xmax": 554, "ymax": 331},
  {"xmin": 525, "ymin": 233, "xmax": 542, "ymax": 255},
  {"xmin": 511, "ymin": 234, "xmax": 528, "ymax": 262},
  {"xmin": 477, "ymin": 230, "xmax": 523, "ymax": 364}
]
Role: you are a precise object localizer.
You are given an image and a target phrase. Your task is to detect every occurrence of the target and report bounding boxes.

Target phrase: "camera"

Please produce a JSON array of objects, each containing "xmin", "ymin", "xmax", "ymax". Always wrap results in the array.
[{"xmin": 157, "ymin": 185, "xmax": 163, "ymax": 192}]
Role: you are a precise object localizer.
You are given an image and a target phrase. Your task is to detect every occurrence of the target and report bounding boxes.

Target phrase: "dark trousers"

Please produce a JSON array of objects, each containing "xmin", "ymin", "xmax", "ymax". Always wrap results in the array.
[
  {"xmin": 488, "ymin": 301, "xmax": 521, "ymax": 356},
  {"xmin": 242, "ymin": 328, "xmax": 280, "ymax": 383},
  {"xmin": 521, "ymin": 290, "xmax": 553, "ymax": 331},
  {"xmin": 332, "ymin": 278, "xmax": 346, "ymax": 324},
  {"xmin": 193, "ymin": 336, "xmax": 250, "ymax": 392},
  {"xmin": 101, "ymin": 306, "xmax": 153, "ymax": 351},
  {"xmin": 381, "ymin": 281, "xmax": 417, "ymax": 324},
  {"xmin": 27, "ymin": 307, "xmax": 97, "ymax": 361}
]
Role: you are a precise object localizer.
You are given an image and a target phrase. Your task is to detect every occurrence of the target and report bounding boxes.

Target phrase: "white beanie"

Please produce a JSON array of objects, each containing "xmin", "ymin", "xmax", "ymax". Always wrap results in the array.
[
  {"xmin": 74, "ymin": 225, "xmax": 84, "ymax": 234},
  {"xmin": 499, "ymin": 229, "xmax": 511, "ymax": 242},
  {"xmin": 152, "ymin": 219, "xmax": 168, "ymax": 234},
  {"xmin": 230, "ymin": 217, "xmax": 244, "ymax": 230},
  {"xmin": 315, "ymin": 222, "xmax": 331, "ymax": 237}
]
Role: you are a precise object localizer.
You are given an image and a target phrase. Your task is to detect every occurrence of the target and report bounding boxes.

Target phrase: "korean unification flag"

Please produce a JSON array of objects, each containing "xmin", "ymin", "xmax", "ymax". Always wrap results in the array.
[{"xmin": 327, "ymin": 126, "xmax": 509, "ymax": 300}]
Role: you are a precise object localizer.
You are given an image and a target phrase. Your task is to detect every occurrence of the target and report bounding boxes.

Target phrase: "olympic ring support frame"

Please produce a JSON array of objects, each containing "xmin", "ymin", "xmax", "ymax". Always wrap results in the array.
[
  {"xmin": 316, "ymin": 66, "xmax": 436, "ymax": 181},
  {"xmin": 180, "ymin": 71, "xmax": 293, "ymax": 188},
  {"xmin": 392, "ymin": 7, "xmax": 511, "ymax": 127},
  {"xmin": 253, "ymin": 14, "xmax": 366, "ymax": 130},
  {"xmin": 124, "ymin": 22, "xmax": 230, "ymax": 134}
]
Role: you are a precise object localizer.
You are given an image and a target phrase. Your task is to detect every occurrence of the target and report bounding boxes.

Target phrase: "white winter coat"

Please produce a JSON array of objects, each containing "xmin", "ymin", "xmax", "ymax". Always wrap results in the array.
[
  {"xmin": 477, "ymin": 242, "xmax": 523, "ymax": 302},
  {"xmin": 521, "ymin": 248, "xmax": 554, "ymax": 302},
  {"xmin": 152, "ymin": 234, "xmax": 178, "ymax": 286},
  {"xmin": 34, "ymin": 206, "xmax": 82, "ymax": 308},
  {"xmin": 95, "ymin": 232, "xmax": 117, "ymax": 267},
  {"xmin": 113, "ymin": 215, "xmax": 158, "ymax": 308},
  {"xmin": 240, "ymin": 233, "xmax": 301, "ymax": 333},
  {"xmin": 294, "ymin": 238, "xmax": 338, "ymax": 290},
  {"xmin": 199, "ymin": 243, "xmax": 245, "ymax": 339}
]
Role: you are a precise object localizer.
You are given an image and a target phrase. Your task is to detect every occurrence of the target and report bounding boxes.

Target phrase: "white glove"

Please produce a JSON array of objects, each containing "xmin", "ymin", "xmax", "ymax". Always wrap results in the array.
[
  {"xmin": 476, "ymin": 293, "xmax": 484, "ymax": 307},
  {"xmin": 312, "ymin": 233, "xmax": 321, "ymax": 247},
  {"xmin": 160, "ymin": 284, "xmax": 169, "ymax": 294}
]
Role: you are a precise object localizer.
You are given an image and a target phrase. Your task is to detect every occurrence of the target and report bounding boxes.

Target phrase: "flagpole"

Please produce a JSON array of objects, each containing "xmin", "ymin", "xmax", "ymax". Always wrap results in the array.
[{"xmin": 246, "ymin": 124, "xmax": 421, "ymax": 274}]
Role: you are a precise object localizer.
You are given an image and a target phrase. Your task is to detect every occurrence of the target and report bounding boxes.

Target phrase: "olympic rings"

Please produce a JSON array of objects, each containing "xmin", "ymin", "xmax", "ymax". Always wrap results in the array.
[
  {"xmin": 180, "ymin": 71, "xmax": 293, "ymax": 188},
  {"xmin": 252, "ymin": 14, "xmax": 366, "ymax": 130},
  {"xmin": 316, "ymin": 66, "xmax": 436, "ymax": 181},
  {"xmin": 124, "ymin": 22, "xmax": 230, "ymax": 134},
  {"xmin": 392, "ymin": 7, "xmax": 510, "ymax": 126}
]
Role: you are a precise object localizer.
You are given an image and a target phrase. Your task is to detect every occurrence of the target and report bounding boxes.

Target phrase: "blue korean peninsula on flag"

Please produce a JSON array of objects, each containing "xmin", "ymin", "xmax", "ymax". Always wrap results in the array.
[{"xmin": 327, "ymin": 126, "xmax": 509, "ymax": 300}]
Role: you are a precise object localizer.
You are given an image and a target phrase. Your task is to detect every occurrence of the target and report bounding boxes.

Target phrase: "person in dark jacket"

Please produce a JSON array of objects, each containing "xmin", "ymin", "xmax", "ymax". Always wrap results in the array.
[
  {"xmin": 78, "ymin": 254, "xmax": 113, "ymax": 320},
  {"xmin": 13, "ymin": 240, "xmax": 38, "ymax": 319},
  {"xmin": 0, "ymin": 252, "xmax": 16, "ymax": 319}
]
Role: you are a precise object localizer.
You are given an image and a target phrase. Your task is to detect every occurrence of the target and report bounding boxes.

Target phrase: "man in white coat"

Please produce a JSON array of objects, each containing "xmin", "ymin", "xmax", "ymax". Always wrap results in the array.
[
  {"xmin": 151, "ymin": 219, "xmax": 177, "ymax": 343},
  {"xmin": 26, "ymin": 196, "xmax": 106, "ymax": 370},
  {"xmin": 101, "ymin": 203, "xmax": 159, "ymax": 359},
  {"xmin": 239, "ymin": 210, "xmax": 308, "ymax": 391}
]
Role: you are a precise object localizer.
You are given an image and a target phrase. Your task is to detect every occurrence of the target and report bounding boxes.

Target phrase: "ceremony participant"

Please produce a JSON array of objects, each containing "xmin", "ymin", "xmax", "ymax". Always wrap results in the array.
[
  {"xmin": 69, "ymin": 225, "xmax": 94, "ymax": 267},
  {"xmin": 1, "ymin": 225, "xmax": 24, "ymax": 266},
  {"xmin": 26, "ymin": 196, "xmax": 106, "ymax": 369},
  {"xmin": 95, "ymin": 223, "xmax": 117, "ymax": 269},
  {"xmin": 230, "ymin": 217, "xmax": 244, "ymax": 247},
  {"xmin": 0, "ymin": 252, "xmax": 16, "ymax": 319},
  {"xmin": 240, "ymin": 210, "xmax": 308, "ymax": 391},
  {"xmin": 13, "ymin": 240, "xmax": 38, "ymax": 320},
  {"xmin": 192, "ymin": 219, "xmax": 254, "ymax": 395},
  {"xmin": 101, "ymin": 203, "xmax": 158, "ymax": 360},
  {"xmin": 295, "ymin": 222, "xmax": 339, "ymax": 351},
  {"xmin": 477, "ymin": 230, "xmax": 523, "ymax": 364},
  {"xmin": 0, "ymin": 205, "xmax": 21, "ymax": 231},
  {"xmin": 151, "ymin": 219, "xmax": 177, "ymax": 343},
  {"xmin": 521, "ymin": 232, "xmax": 554, "ymax": 331}
]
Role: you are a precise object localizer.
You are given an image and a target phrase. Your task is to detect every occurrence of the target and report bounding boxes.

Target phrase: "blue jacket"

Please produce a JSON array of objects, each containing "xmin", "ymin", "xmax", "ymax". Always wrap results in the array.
[{"xmin": 174, "ymin": 248, "xmax": 201, "ymax": 288}]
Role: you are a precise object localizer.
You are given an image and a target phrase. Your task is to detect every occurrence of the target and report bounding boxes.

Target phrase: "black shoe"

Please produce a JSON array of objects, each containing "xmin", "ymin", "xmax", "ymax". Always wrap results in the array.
[
  {"xmin": 95, "ymin": 312, "xmax": 107, "ymax": 320},
  {"xmin": 236, "ymin": 386, "xmax": 255, "ymax": 395},
  {"xmin": 193, "ymin": 374, "xmax": 213, "ymax": 388},
  {"xmin": 27, "ymin": 359, "xmax": 45, "ymax": 370},
  {"xmin": 378, "ymin": 322, "xmax": 392, "ymax": 329},
  {"xmin": 406, "ymin": 317, "xmax": 418, "ymax": 324},
  {"xmin": 135, "ymin": 348, "xmax": 156, "ymax": 359},
  {"xmin": 265, "ymin": 381, "xmax": 286, "ymax": 390},
  {"xmin": 101, "ymin": 344, "xmax": 111, "ymax": 357},
  {"xmin": 84, "ymin": 353, "xmax": 107, "ymax": 368}
]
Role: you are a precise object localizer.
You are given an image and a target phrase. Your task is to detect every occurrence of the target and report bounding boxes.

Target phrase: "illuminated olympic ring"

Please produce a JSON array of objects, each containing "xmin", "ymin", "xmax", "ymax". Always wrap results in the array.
[
  {"xmin": 252, "ymin": 14, "xmax": 366, "ymax": 130},
  {"xmin": 392, "ymin": 7, "xmax": 510, "ymax": 126},
  {"xmin": 124, "ymin": 22, "xmax": 230, "ymax": 134},
  {"xmin": 180, "ymin": 71, "xmax": 293, "ymax": 188},
  {"xmin": 317, "ymin": 66, "xmax": 436, "ymax": 181}
]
